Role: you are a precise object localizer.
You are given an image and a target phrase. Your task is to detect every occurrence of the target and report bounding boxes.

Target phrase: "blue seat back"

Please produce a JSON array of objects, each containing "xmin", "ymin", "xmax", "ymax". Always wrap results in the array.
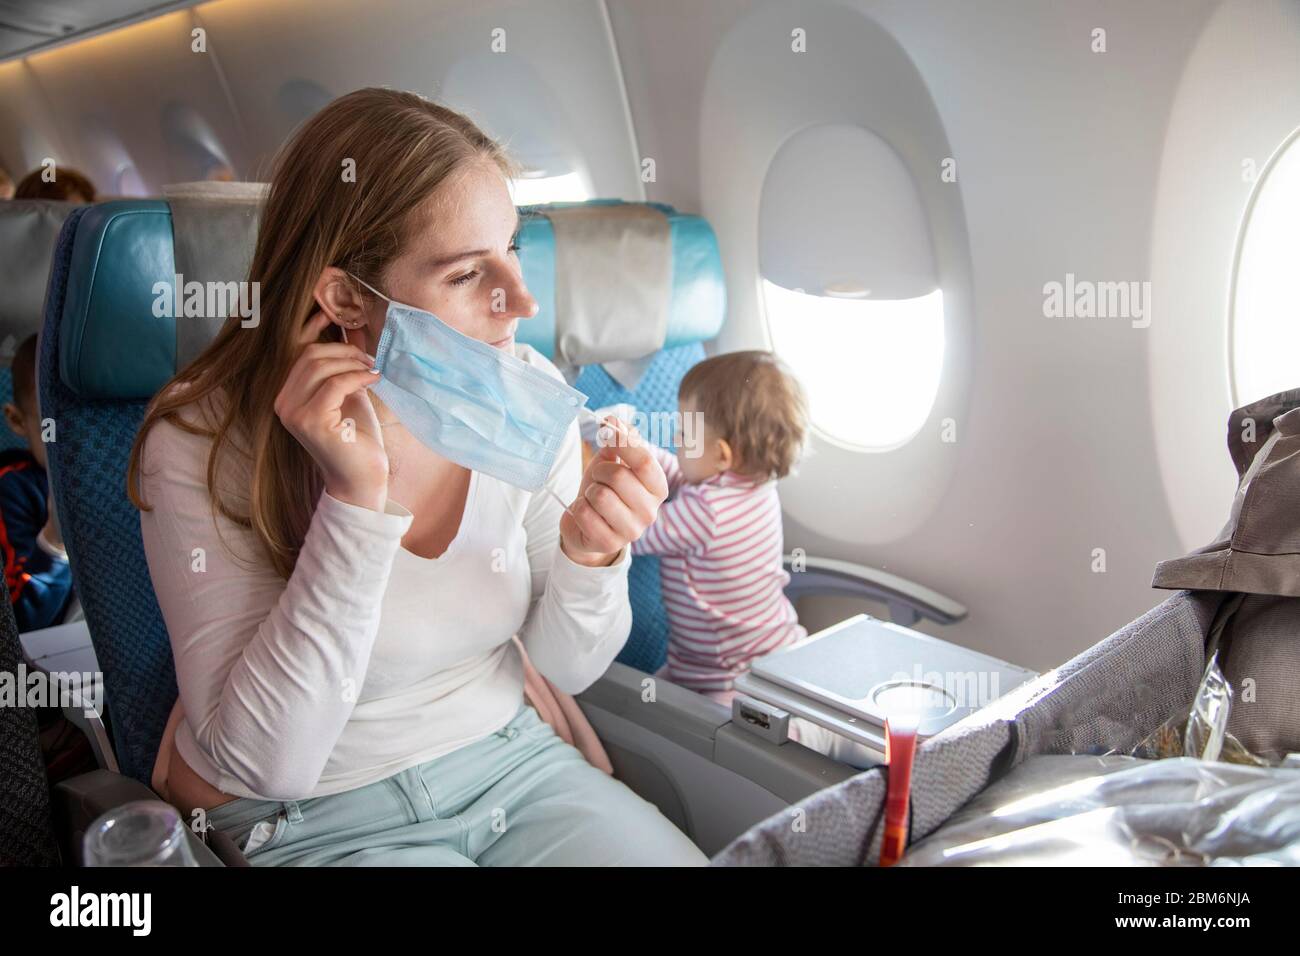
[{"xmin": 41, "ymin": 198, "xmax": 724, "ymax": 785}]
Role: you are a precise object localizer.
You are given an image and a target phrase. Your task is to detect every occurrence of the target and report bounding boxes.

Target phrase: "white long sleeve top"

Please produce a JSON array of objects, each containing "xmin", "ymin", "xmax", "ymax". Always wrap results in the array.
[{"xmin": 138, "ymin": 344, "xmax": 632, "ymax": 802}]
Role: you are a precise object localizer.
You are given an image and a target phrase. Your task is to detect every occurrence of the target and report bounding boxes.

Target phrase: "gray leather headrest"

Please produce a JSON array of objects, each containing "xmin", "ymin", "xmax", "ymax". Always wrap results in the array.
[
  {"xmin": 162, "ymin": 182, "xmax": 268, "ymax": 368},
  {"xmin": 544, "ymin": 203, "xmax": 672, "ymax": 390},
  {"xmin": 0, "ymin": 200, "xmax": 77, "ymax": 348}
]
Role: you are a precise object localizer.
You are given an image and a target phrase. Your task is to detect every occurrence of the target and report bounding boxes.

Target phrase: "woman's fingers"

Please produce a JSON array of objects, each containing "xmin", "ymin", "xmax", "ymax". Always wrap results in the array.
[
  {"xmin": 300, "ymin": 341, "xmax": 374, "ymax": 365},
  {"xmin": 279, "ymin": 343, "xmax": 373, "ymax": 400},
  {"xmin": 307, "ymin": 368, "xmax": 384, "ymax": 422},
  {"xmin": 593, "ymin": 417, "xmax": 668, "ymax": 502},
  {"xmin": 585, "ymin": 460, "xmax": 657, "ymax": 526},
  {"xmin": 561, "ymin": 417, "xmax": 668, "ymax": 553},
  {"xmin": 582, "ymin": 481, "xmax": 641, "ymax": 541},
  {"xmin": 568, "ymin": 495, "xmax": 621, "ymax": 553},
  {"xmin": 275, "ymin": 319, "xmax": 390, "ymax": 507},
  {"xmin": 294, "ymin": 357, "xmax": 376, "ymax": 399},
  {"xmin": 298, "ymin": 309, "xmax": 333, "ymax": 346}
]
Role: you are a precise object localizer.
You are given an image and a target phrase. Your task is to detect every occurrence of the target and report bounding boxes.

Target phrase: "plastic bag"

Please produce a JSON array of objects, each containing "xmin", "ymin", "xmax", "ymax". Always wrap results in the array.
[
  {"xmin": 1127, "ymin": 652, "xmax": 1270, "ymax": 767},
  {"xmin": 899, "ymin": 754, "xmax": 1300, "ymax": 866}
]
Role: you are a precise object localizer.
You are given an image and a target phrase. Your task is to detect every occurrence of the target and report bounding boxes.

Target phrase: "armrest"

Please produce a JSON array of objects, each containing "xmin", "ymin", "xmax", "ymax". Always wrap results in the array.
[
  {"xmin": 18, "ymin": 619, "xmax": 93, "ymax": 665},
  {"xmin": 51, "ymin": 769, "xmax": 227, "ymax": 867},
  {"xmin": 19, "ymin": 619, "xmax": 118, "ymax": 771},
  {"xmin": 783, "ymin": 553, "xmax": 967, "ymax": 626},
  {"xmin": 577, "ymin": 662, "xmax": 733, "ymax": 760},
  {"xmin": 578, "ymin": 663, "xmax": 858, "ymax": 816}
]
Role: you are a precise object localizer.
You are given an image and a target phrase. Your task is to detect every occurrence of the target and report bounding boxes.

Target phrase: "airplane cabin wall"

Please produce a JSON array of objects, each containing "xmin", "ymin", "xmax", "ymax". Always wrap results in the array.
[
  {"xmin": 611, "ymin": 0, "xmax": 1261, "ymax": 671},
  {"xmin": 0, "ymin": 0, "xmax": 644, "ymax": 201},
  {"xmin": 0, "ymin": 0, "xmax": 1291, "ymax": 672}
]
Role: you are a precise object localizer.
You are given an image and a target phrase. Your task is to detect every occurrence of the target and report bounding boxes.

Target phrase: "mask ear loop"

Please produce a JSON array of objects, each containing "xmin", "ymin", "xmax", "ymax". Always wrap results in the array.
[
  {"xmin": 347, "ymin": 272, "xmax": 392, "ymax": 305},
  {"xmin": 338, "ymin": 272, "xmax": 392, "ymax": 349},
  {"xmin": 543, "ymin": 409, "xmax": 617, "ymax": 520},
  {"xmin": 545, "ymin": 487, "xmax": 580, "ymax": 520}
]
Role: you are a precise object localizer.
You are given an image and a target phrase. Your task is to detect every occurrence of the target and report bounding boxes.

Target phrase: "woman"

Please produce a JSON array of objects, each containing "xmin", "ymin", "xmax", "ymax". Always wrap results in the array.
[{"xmin": 127, "ymin": 88, "xmax": 707, "ymax": 866}]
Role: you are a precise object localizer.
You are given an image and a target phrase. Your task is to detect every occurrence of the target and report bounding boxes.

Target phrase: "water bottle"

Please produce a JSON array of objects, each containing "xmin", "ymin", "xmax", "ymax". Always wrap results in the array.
[{"xmin": 83, "ymin": 800, "xmax": 199, "ymax": 866}]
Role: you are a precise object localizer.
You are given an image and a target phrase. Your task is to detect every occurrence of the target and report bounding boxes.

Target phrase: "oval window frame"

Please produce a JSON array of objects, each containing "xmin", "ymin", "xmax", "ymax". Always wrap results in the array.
[{"xmin": 1227, "ymin": 122, "xmax": 1300, "ymax": 407}]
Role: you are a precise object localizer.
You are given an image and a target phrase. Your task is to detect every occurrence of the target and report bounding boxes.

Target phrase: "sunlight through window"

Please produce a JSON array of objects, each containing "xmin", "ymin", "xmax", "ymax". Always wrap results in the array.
[
  {"xmin": 1232, "ymin": 130, "xmax": 1300, "ymax": 405},
  {"xmin": 763, "ymin": 281, "xmax": 944, "ymax": 450},
  {"xmin": 509, "ymin": 171, "xmax": 590, "ymax": 206}
]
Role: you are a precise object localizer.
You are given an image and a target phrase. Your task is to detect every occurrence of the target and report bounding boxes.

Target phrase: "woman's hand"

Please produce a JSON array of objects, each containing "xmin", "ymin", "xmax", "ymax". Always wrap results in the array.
[
  {"xmin": 273, "ymin": 310, "xmax": 389, "ymax": 511},
  {"xmin": 559, "ymin": 417, "xmax": 668, "ymax": 567}
]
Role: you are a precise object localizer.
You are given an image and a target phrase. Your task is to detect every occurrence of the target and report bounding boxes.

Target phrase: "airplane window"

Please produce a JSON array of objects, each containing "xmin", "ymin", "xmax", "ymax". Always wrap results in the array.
[
  {"xmin": 161, "ymin": 103, "xmax": 236, "ymax": 184},
  {"xmin": 759, "ymin": 123, "xmax": 944, "ymax": 450},
  {"xmin": 81, "ymin": 115, "xmax": 148, "ymax": 196},
  {"xmin": 508, "ymin": 169, "xmax": 590, "ymax": 205},
  {"xmin": 1231, "ymin": 126, "xmax": 1300, "ymax": 406},
  {"xmin": 114, "ymin": 163, "xmax": 147, "ymax": 196},
  {"xmin": 762, "ymin": 281, "xmax": 944, "ymax": 450},
  {"xmin": 441, "ymin": 55, "xmax": 590, "ymax": 207}
]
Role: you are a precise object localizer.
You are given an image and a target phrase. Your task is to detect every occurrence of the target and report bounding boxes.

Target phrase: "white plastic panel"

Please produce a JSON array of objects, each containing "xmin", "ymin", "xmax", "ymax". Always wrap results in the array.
[
  {"xmin": 21, "ymin": 10, "xmax": 244, "ymax": 194},
  {"xmin": 0, "ymin": 60, "xmax": 68, "ymax": 179},
  {"xmin": 760, "ymin": 123, "xmax": 937, "ymax": 300},
  {"xmin": 701, "ymin": 1, "xmax": 973, "ymax": 544},
  {"xmin": 0, "ymin": 1, "xmax": 638, "ymax": 200},
  {"xmin": 160, "ymin": 101, "xmax": 235, "ymax": 183},
  {"xmin": 195, "ymin": 0, "xmax": 641, "ymax": 200},
  {"xmin": 759, "ymin": 120, "xmax": 945, "ymax": 451},
  {"xmin": 1148, "ymin": 0, "xmax": 1300, "ymax": 553}
]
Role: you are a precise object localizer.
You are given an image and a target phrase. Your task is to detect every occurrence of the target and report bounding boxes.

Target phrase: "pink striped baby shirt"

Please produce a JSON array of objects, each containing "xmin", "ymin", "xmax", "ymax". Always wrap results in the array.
[{"xmin": 632, "ymin": 445, "xmax": 806, "ymax": 693}]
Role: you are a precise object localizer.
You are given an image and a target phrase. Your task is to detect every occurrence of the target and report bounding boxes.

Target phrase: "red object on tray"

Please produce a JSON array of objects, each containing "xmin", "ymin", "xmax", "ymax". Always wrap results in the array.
[{"xmin": 879, "ymin": 713, "xmax": 920, "ymax": 866}]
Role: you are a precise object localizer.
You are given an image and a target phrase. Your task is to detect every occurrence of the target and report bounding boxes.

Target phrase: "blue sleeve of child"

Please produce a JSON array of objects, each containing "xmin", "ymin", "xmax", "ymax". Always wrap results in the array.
[
  {"xmin": 11, "ymin": 537, "xmax": 72, "ymax": 632},
  {"xmin": 0, "ymin": 465, "xmax": 73, "ymax": 632}
]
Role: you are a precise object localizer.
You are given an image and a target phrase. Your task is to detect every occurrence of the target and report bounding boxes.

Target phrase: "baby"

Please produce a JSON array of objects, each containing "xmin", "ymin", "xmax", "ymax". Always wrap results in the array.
[{"xmin": 592, "ymin": 350, "xmax": 874, "ymax": 769}]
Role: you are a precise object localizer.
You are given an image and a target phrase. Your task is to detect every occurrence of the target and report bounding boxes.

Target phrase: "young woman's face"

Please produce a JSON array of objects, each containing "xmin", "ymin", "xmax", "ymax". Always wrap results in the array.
[{"xmin": 367, "ymin": 161, "xmax": 537, "ymax": 350}]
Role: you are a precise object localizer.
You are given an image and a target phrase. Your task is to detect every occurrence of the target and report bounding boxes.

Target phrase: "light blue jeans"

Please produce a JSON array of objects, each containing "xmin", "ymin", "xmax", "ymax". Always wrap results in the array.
[{"xmin": 204, "ymin": 703, "xmax": 708, "ymax": 866}]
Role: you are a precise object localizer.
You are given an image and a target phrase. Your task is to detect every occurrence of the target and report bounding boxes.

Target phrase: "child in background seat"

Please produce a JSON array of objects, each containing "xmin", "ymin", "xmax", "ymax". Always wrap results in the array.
[
  {"xmin": 597, "ymin": 351, "xmax": 875, "ymax": 769},
  {"xmin": 1, "ymin": 333, "xmax": 80, "ymax": 632}
]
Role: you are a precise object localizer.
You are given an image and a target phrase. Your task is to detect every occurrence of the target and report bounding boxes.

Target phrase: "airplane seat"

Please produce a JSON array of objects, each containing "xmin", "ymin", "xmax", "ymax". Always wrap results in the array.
[
  {"xmin": 0, "ymin": 200, "xmax": 79, "ymax": 451},
  {"xmin": 0, "ymin": 571, "xmax": 60, "ymax": 865},
  {"xmin": 38, "ymin": 194, "xmax": 941, "ymax": 858},
  {"xmin": 0, "ymin": 540, "xmax": 222, "ymax": 865},
  {"xmin": 38, "ymin": 201, "xmax": 176, "ymax": 789},
  {"xmin": 515, "ymin": 200, "xmax": 721, "ymax": 674}
]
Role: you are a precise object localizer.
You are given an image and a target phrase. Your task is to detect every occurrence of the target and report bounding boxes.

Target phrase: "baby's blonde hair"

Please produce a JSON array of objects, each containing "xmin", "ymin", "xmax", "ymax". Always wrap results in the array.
[{"xmin": 679, "ymin": 351, "xmax": 808, "ymax": 480}]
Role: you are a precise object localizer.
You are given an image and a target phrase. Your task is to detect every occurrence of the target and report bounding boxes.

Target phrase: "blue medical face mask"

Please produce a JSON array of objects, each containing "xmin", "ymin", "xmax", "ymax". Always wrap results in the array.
[{"xmin": 347, "ymin": 273, "xmax": 590, "ymax": 492}]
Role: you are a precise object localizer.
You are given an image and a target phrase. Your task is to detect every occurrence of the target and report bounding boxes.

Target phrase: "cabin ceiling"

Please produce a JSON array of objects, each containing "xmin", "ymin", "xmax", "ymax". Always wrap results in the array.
[{"xmin": 0, "ymin": 0, "xmax": 198, "ymax": 59}]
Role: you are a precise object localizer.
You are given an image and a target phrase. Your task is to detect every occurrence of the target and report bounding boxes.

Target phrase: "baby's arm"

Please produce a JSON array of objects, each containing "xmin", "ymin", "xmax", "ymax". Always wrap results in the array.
[{"xmin": 632, "ymin": 485, "xmax": 716, "ymax": 558}]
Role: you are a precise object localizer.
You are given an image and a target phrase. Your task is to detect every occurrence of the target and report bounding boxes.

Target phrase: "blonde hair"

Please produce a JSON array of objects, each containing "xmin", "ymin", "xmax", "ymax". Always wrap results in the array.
[
  {"xmin": 679, "ymin": 351, "xmax": 808, "ymax": 480},
  {"xmin": 127, "ymin": 88, "xmax": 515, "ymax": 579}
]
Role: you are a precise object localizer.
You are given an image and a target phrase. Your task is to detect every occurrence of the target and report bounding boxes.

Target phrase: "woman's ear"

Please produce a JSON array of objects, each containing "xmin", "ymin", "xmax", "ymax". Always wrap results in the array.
[{"xmin": 313, "ymin": 267, "xmax": 367, "ymax": 329}]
